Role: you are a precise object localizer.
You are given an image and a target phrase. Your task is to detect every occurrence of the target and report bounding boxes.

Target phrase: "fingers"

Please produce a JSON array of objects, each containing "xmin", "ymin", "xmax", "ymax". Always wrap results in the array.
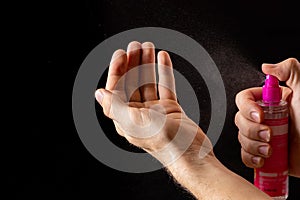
[
  {"xmin": 238, "ymin": 131, "xmax": 272, "ymax": 158},
  {"xmin": 235, "ymin": 111, "xmax": 272, "ymax": 168},
  {"xmin": 157, "ymin": 51, "xmax": 177, "ymax": 101},
  {"xmin": 139, "ymin": 42, "xmax": 158, "ymax": 101},
  {"xmin": 235, "ymin": 87, "xmax": 264, "ymax": 123},
  {"xmin": 126, "ymin": 41, "xmax": 142, "ymax": 102},
  {"xmin": 262, "ymin": 58, "xmax": 300, "ymax": 90},
  {"xmin": 106, "ymin": 42, "xmax": 177, "ymax": 103},
  {"xmin": 105, "ymin": 49, "xmax": 127, "ymax": 98},
  {"xmin": 241, "ymin": 148, "xmax": 265, "ymax": 168},
  {"xmin": 235, "ymin": 87, "xmax": 272, "ymax": 169},
  {"xmin": 235, "ymin": 111, "xmax": 271, "ymax": 142}
]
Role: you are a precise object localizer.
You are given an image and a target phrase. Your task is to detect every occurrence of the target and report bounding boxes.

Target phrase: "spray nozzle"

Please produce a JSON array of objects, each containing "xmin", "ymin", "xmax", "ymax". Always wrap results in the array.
[{"xmin": 262, "ymin": 75, "xmax": 282, "ymax": 103}]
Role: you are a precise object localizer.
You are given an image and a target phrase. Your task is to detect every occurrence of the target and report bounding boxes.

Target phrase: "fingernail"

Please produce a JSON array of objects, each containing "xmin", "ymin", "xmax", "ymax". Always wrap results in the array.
[
  {"xmin": 252, "ymin": 156, "xmax": 262, "ymax": 165},
  {"xmin": 142, "ymin": 42, "xmax": 155, "ymax": 49},
  {"xmin": 250, "ymin": 111, "xmax": 260, "ymax": 122},
  {"xmin": 258, "ymin": 145, "xmax": 270, "ymax": 156},
  {"xmin": 95, "ymin": 90, "xmax": 104, "ymax": 104},
  {"xmin": 127, "ymin": 41, "xmax": 141, "ymax": 52},
  {"xmin": 258, "ymin": 130, "xmax": 270, "ymax": 142},
  {"xmin": 111, "ymin": 49, "xmax": 125, "ymax": 61}
]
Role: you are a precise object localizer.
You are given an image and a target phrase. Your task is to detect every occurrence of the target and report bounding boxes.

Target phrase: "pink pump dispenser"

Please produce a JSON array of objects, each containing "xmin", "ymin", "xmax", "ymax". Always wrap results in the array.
[
  {"xmin": 262, "ymin": 75, "xmax": 282, "ymax": 103},
  {"xmin": 255, "ymin": 74, "xmax": 289, "ymax": 199}
]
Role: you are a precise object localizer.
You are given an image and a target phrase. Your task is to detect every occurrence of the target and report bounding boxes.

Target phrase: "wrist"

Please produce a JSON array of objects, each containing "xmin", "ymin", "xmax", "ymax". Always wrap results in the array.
[
  {"xmin": 165, "ymin": 133, "xmax": 219, "ymax": 183},
  {"xmin": 150, "ymin": 126, "xmax": 215, "ymax": 166}
]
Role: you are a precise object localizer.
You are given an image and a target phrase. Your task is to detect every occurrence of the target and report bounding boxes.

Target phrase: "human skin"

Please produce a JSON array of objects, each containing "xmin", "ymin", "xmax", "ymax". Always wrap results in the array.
[
  {"xmin": 95, "ymin": 41, "xmax": 272, "ymax": 199},
  {"xmin": 235, "ymin": 58, "xmax": 300, "ymax": 178}
]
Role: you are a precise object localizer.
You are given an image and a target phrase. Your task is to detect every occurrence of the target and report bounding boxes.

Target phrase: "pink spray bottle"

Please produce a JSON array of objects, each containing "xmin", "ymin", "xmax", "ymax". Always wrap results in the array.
[{"xmin": 255, "ymin": 74, "xmax": 289, "ymax": 199}]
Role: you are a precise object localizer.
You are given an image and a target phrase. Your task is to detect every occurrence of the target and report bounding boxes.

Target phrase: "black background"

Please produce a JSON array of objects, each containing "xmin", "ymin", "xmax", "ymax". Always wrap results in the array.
[{"xmin": 13, "ymin": 0, "xmax": 300, "ymax": 199}]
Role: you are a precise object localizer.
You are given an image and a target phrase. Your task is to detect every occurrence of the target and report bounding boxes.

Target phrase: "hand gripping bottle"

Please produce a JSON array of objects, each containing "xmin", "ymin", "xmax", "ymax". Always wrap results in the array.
[{"xmin": 255, "ymin": 74, "xmax": 289, "ymax": 199}]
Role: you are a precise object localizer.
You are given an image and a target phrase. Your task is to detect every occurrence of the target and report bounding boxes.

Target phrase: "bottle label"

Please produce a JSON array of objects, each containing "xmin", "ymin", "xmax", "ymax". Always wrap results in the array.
[{"xmin": 254, "ymin": 117, "xmax": 288, "ymax": 197}]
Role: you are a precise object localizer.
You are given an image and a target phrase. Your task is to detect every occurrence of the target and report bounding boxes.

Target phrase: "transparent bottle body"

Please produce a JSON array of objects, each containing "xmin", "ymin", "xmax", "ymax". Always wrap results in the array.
[
  {"xmin": 258, "ymin": 100, "xmax": 288, "ymax": 120},
  {"xmin": 256, "ymin": 100, "xmax": 289, "ymax": 200}
]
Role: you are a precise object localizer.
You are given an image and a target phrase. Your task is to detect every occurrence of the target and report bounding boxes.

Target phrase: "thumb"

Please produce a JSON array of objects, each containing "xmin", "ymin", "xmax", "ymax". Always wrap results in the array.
[
  {"xmin": 262, "ymin": 58, "xmax": 300, "ymax": 90},
  {"xmin": 95, "ymin": 89, "xmax": 114, "ymax": 119}
]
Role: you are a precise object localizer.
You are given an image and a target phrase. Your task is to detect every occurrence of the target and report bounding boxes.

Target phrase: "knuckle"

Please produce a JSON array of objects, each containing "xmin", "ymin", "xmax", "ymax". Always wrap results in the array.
[
  {"xmin": 234, "ymin": 112, "xmax": 240, "ymax": 126},
  {"xmin": 239, "ymin": 135, "xmax": 252, "ymax": 152},
  {"xmin": 143, "ymin": 49, "xmax": 155, "ymax": 59},
  {"xmin": 287, "ymin": 57, "xmax": 299, "ymax": 66},
  {"xmin": 285, "ymin": 57, "xmax": 300, "ymax": 72},
  {"xmin": 241, "ymin": 150, "xmax": 253, "ymax": 168},
  {"xmin": 244, "ymin": 126, "xmax": 252, "ymax": 136},
  {"xmin": 240, "ymin": 124, "xmax": 252, "ymax": 138},
  {"xmin": 237, "ymin": 132, "xmax": 243, "ymax": 144},
  {"xmin": 235, "ymin": 91, "xmax": 242, "ymax": 106},
  {"xmin": 103, "ymin": 106, "xmax": 111, "ymax": 118}
]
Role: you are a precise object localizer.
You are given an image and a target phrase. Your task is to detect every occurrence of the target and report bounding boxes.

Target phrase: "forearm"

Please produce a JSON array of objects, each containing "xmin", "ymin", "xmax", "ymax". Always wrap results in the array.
[{"xmin": 165, "ymin": 141, "xmax": 272, "ymax": 199}]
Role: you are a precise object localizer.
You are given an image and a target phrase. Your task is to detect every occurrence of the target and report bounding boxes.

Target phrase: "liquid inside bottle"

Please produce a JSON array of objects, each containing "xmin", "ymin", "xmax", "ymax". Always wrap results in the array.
[{"xmin": 255, "ymin": 100, "xmax": 289, "ymax": 199}]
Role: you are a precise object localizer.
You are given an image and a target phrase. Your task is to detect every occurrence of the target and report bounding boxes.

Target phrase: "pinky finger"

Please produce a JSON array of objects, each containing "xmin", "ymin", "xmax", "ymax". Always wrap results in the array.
[{"xmin": 241, "ymin": 148, "xmax": 264, "ymax": 168}]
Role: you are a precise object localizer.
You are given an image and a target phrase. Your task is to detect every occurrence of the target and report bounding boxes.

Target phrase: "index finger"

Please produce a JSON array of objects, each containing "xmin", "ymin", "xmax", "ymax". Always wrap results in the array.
[
  {"xmin": 105, "ymin": 49, "xmax": 127, "ymax": 91},
  {"xmin": 235, "ymin": 87, "xmax": 264, "ymax": 123}
]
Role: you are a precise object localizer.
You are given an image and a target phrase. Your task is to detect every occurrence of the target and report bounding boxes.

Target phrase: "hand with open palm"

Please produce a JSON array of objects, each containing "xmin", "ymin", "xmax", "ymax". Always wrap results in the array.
[{"xmin": 95, "ymin": 41, "xmax": 213, "ymax": 166}]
